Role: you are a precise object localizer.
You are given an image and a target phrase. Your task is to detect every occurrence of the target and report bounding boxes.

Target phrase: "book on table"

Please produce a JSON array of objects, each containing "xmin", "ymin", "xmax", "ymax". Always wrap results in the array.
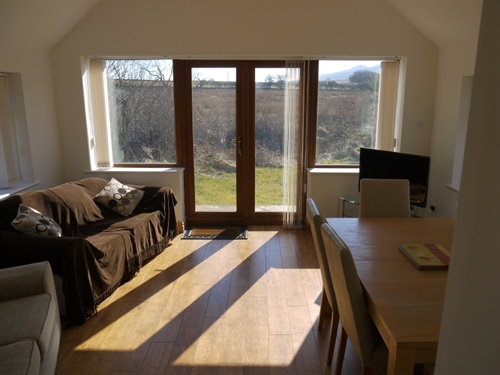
[{"xmin": 399, "ymin": 243, "xmax": 451, "ymax": 270}]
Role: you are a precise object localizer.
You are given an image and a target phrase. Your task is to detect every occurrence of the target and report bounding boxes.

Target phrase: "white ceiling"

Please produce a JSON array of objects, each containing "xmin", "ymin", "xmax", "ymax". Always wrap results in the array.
[{"xmin": 0, "ymin": 0, "xmax": 483, "ymax": 52}]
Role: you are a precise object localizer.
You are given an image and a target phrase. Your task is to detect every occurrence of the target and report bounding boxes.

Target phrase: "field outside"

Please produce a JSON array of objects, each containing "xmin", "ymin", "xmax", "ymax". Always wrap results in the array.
[
  {"xmin": 106, "ymin": 60, "xmax": 380, "ymax": 209},
  {"xmin": 107, "ymin": 72, "xmax": 379, "ymax": 167},
  {"xmin": 195, "ymin": 167, "xmax": 283, "ymax": 206}
]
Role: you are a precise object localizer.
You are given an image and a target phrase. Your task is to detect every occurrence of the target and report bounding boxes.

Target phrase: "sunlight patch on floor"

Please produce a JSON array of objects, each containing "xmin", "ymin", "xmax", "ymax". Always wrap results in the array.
[{"xmin": 71, "ymin": 227, "xmax": 321, "ymax": 372}]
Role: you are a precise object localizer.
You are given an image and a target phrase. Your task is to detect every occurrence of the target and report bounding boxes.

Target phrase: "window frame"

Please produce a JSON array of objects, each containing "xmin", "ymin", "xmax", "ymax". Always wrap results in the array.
[
  {"xmin": 83, "ymin": 57, "xmax": 403, "ymax": 170},
  {"xmin": 84, "ymin": 58, "xmax": 182, "ymax": 169},
  {"xmin": 0, "ymin": 72, "xmax": 36, "ymax": 193},
  {"xmin": 306, "ymin": 58, "xmax": 403, "ymax": 168}
]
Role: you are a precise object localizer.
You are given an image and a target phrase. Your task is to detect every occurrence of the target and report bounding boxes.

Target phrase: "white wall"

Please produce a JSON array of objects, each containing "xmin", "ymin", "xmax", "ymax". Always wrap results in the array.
[
  {"xmin": 0, "ymin": 47, "xmax": 64, "ymax": 189},
  {"xmin": 51, "ymin": 0, "xmax": 438, "ymax": 217},
  {"xmin": 428, "ymin": 43, "xmax": 477, "ymax": 218},
  {"xmin": 307, "ymin": 169, "xmax": 360, "ymax": 218},
  {"xmin": 436, "ymin": 1, "xmax": 499, "ymax": 372}
]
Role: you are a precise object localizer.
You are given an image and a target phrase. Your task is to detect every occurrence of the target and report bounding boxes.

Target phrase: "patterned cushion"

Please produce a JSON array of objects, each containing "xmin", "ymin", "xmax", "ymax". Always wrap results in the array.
[
  {"xmin": 93, "ymin": 178, "xmax": 144, "ymax": 216},
  {"xmin": 11, "ymin": 204, "xmax": 63, "ymax": 236}
]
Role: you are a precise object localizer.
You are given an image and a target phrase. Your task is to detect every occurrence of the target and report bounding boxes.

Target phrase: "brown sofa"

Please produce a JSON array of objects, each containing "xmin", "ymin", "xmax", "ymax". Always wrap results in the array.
[{"xmin": 0, "ymin": 177, "xmax": 178, "ymax": 325}]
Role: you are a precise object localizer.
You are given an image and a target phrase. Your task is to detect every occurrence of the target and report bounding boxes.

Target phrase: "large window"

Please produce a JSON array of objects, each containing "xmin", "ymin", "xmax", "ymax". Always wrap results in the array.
[
  {"xmin": 85, "ymin": 59, "xmax": 176, "ymax": 168},
  {"xmin": 308, "ymin": 59, "xmax": 401, "ymax": 166},
  {"xmin": 84, "ymin": 58, "xmax": 401, "ymax": 169},
  {"xmin": 107, "ymin": 60, "xmax": 176, "ymax": 164}
]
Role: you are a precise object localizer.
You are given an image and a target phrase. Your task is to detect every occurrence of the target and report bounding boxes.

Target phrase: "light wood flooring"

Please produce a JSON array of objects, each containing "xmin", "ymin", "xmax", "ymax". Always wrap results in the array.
[{"xmin": 55, "ymin": 226, "xmax": 367, "ymax": 375}]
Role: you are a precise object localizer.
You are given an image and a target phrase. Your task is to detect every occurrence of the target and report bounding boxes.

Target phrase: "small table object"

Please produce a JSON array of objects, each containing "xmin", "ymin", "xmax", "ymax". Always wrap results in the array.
[{"xmin": 338, "ymin": 194, "xmax": 359, "ymax": 217}]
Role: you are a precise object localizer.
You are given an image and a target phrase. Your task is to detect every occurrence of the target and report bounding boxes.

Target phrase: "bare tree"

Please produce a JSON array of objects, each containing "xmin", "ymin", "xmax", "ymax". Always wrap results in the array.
[
  {"xmin": 264, "ymin": 75, "xmax": 274, "ymax": 89},
  {"xmin": 106, "ymin": 60, "xmax": 176, "ymax": 164},
  {"xmin": 276, "ymin": 75, "xmax": 286, "ymax": 90}
]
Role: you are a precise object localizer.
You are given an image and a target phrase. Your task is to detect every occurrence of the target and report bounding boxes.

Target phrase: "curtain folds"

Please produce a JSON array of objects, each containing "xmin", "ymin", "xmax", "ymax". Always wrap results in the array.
[
  {"xmin": 283, "ymin": 61, "xmax": 306, "ymax": 230},
  {"xmin": 375, "ymin": 60, "xmax": 400, "ymax": 151},
  {"xmin": 0, "ymin": 75, "xmax": 22, "ymax": 188},
  {"xmin": 89, "ymin": 60, "xmax": 113, "ymax": 168}
]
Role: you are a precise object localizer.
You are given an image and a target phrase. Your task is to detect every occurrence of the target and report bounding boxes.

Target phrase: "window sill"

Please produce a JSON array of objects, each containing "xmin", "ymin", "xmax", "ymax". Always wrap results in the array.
[
  {"xmin": 85, "ymin": 167, "xmax": 185, "ymax": 173},
  {"xmin": 446, "ymin": 183, "xmax": 460, "ymax": 192},
  {"xmin": 307, "ymin": 167, "xmax": 359, "ymax": 174},
  {"xmin": 0, "ymin": 181, "xmax": 40, "ymax": 201}
]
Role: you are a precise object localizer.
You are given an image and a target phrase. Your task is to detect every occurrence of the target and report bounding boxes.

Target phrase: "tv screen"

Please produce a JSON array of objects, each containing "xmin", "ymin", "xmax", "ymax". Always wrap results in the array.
[{"xmin": 359, "ymin": 148, "xmax": 431, "ymax": 208}]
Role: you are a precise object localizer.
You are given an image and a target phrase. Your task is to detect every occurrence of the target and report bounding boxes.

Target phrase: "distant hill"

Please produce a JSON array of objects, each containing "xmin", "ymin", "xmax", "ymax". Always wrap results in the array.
[{"xmin": 319, "ymin": 65, "xmax": 380, "ymax": 82}]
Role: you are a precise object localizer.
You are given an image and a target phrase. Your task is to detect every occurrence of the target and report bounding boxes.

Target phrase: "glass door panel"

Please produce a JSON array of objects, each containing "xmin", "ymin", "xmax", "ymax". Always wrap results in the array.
[
  {"xmin": 184, "ymin": 61, "xmax": 293, "ymax": 225},
  {"xmin": 191, "ymin": 67, "xmax": 237, "ymax": 212},
  {"xmin": 254, "ymin": 68, "xmax": 286, "ymax": 212}
]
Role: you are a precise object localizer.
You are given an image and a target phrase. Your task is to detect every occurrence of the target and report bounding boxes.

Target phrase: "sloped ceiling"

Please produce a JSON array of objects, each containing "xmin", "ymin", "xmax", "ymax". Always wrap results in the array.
[
  {"xmin": 0, "ymin": 0, "xmax": 100, "ymax": 51},
  {"xmin": 388, "ymin": 0, "xmax": 482, "ymax": 48},
  {"xmin": 0, "ymin": 0, "xmax": 482, "ymax": 53}
]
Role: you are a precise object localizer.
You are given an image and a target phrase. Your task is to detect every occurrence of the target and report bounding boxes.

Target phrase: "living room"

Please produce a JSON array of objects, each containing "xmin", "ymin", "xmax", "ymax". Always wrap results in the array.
[{"xmin": 1, "ymin": 0, "xmax": 498, "ymax": 374}]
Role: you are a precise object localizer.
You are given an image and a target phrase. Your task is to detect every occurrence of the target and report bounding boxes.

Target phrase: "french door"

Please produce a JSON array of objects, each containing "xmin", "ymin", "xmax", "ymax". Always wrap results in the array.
[{"xmin": 179, "ymin": 60, "xmax": 291, "ymax": 226}]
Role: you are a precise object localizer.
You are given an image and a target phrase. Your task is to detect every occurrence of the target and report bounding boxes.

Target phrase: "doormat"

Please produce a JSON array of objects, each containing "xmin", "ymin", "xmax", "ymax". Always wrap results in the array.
[{"xmin": 182, "ymin": 226, "xmax": 248, "ymax": 240}]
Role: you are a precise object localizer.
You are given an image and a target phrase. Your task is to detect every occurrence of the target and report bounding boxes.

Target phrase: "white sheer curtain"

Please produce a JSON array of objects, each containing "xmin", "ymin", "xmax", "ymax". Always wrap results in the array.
[
  {"xmin": 375, "ymin": 60, "xmax": 400, "ymax": 150},
  {"xmin": 0, "ymin": 74, "xmax": 22, "ymax": 188},
  {"xmin": 283, "ymin": 61, "xmax": 306, "ymax": 230},
  {"xmin": 88, "ymin": 59, "xmax": 113, "ymax": 168}
]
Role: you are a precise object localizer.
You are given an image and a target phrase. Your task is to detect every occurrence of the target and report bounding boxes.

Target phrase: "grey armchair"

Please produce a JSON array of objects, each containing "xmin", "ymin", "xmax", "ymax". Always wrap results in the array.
[{"xmin": 0, "ymin": 261, "xmax": 61, "ymax": 375}]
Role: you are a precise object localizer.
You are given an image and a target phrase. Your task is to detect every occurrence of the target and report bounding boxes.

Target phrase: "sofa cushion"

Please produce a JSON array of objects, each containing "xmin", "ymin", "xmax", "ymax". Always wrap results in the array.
[
  {"xmin": 11, "ymin": 204, "xmax": 63, "ymax": 237},
  {"xmin": 0, "ymin": 293, "xmax": 56, "ymax": 360},
  {"xmin": 0, "ymin": 340, "xmax": 41, "ymax": 375},
  {"xmin": 94, "ymin": 178, "xmax": 145, "ymax": 216}
]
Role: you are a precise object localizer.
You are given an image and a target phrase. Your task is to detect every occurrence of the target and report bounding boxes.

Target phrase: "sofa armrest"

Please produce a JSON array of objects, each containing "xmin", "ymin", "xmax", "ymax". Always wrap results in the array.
[
  {"xmin": 133, "ymin": 186, "xmax": 174, "ymax": 211},
  {"xmin": 0, "ymin": 261, "xmax": 58, "ymax": 305},
  {"xmin": 140, "ymin": 186, "xmax": 178, "ymax": 238}
]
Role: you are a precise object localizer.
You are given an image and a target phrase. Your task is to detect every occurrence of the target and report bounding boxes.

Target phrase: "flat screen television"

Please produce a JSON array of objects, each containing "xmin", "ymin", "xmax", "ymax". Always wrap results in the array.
[{"xmin": 359, "ymin": 147, "xmax": 431, "ymax": 208}]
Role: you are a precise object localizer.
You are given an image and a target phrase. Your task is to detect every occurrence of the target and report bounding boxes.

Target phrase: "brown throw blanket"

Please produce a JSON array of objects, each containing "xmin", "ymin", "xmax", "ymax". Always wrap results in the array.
[{"xmin": 0, "ymin": 177, "xmax": 177, "ymax": 324}]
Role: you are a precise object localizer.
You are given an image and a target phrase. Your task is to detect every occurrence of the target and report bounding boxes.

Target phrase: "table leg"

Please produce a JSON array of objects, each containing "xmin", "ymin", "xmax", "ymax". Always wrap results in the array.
[
  {"xmin": 387, "ymin": 347, "xmax": 416, "ymax": 375},
  {"xmin": 338, "ymin": 197, "xmax": 345, "ymax": 217}
]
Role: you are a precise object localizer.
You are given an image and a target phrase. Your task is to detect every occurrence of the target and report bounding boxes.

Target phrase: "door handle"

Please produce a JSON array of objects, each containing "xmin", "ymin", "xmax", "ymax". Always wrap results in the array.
[{"xmin": 238, "ymin": 137, "xmax": 243, "ymax": 156}]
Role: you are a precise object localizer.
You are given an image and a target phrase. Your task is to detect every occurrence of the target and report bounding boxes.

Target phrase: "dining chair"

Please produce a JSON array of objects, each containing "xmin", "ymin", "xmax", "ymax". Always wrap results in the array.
[
  {"xmin": 306, "ymin": 198, "xmax": 340, "ymax": 366},
  {"xmin": 359, "ymin": 178, "xmax": 411, "ymax": 218},
  {"xmin": 321, "ymin": 222, "xmax": 388, "ymax": 375}
]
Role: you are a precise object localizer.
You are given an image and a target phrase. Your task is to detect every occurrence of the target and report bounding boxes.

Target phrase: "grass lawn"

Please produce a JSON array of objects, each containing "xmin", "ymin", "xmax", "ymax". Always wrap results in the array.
[{"xmin": 195, "ymin": 167, "xmax": 283, "ymax": 206}]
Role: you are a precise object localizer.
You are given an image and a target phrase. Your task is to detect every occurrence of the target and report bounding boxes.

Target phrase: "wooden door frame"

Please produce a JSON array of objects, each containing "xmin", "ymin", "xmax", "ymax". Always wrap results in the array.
[{"xmin": 179, "ymin": 60, "xmax": 289, "ymax": 226}]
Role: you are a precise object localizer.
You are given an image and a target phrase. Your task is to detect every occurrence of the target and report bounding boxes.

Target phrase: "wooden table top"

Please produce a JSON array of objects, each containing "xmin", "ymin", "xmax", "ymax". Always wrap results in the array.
[{"xmin": 325, "ymin": 217, "xmax": 455, "ymax": 366}]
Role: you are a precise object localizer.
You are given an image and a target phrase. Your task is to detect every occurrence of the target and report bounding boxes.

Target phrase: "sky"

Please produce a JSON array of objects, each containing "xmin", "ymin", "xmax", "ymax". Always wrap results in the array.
[
  {"xmin": 318, "ymin": 60, "xmax": 380, "ymax": 75},
  {"xmin": 196, "ymin": 60, "xmax": 381, "ymax": 82}
]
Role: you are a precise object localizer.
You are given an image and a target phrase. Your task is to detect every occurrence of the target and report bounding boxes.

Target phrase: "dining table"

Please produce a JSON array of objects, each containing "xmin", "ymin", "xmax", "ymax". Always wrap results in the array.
[{"xmin": 325, "ymin": 217, "xmax": 455, "ymax": 375}]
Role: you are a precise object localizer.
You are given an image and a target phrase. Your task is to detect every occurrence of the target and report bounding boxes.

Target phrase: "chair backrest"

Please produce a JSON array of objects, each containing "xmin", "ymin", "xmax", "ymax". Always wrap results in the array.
[
  {"xmin": 321, "ymin": 223, "xmax": 376, "ymax": 366},
  {"xmin": 359, "ymin": 178, "xmax": 411, "ymax": 218},
  {"xmin": 306, "ymin": 198, "xmax": 337, "ymax": 312}
]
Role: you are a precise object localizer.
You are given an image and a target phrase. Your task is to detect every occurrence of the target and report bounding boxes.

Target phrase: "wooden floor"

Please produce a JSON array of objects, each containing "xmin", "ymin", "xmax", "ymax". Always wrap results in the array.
[{"xmin": 55, "ymin": 226, "xmax": 366, "ymax": 375}]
